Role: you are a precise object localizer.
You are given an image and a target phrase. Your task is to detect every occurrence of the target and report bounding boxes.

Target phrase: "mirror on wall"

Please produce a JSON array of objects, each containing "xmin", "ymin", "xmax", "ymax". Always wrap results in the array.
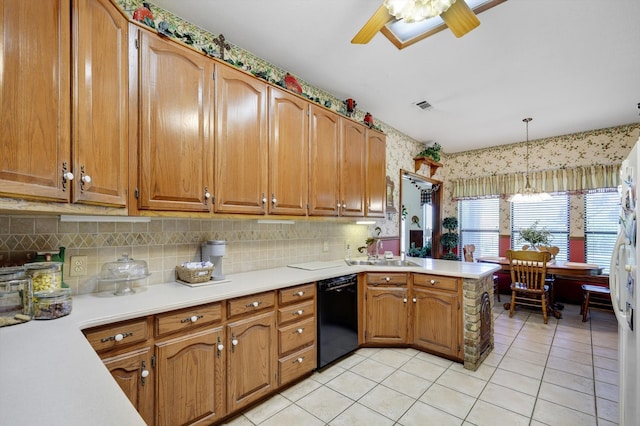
[{"xmin": 399, "ymin": 169, "xmax": 442, "ymax": 258}]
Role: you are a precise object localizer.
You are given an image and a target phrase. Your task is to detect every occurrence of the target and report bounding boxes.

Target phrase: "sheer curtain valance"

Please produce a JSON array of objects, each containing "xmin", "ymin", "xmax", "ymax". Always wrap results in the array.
[{"xmin": 451, "ymin": 164, "xmax": 620, "ymax": 199}]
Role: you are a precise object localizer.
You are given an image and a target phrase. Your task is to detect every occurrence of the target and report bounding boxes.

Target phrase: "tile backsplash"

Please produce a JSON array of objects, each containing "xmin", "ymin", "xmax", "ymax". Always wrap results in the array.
[{"xmin": 0, "ymin": 215, "xmax": 369, "ymax": 295}]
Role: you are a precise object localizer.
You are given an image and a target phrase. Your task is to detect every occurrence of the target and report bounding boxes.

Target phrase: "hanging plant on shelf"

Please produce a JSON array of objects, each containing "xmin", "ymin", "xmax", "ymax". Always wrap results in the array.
[{"xmin": 414, "ymin": 142, "xmax": 442, "ymax": 163}]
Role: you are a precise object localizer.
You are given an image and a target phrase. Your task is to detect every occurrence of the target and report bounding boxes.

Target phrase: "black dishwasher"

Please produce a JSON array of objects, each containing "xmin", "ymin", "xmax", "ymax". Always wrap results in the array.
[{"xmin": 317, "ymin": 274, "xmax": 358, "ymax": 369}]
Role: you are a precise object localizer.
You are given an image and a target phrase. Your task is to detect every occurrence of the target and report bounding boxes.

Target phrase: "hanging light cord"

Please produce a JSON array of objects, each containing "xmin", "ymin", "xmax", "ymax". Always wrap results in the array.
[{"xmin": 523, "ymin": 117, "xmax": 532, "ymax": 187}]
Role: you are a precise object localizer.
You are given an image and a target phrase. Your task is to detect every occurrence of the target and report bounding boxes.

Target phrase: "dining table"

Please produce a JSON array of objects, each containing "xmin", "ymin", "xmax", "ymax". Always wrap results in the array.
[{"xmin": 476, "ymin": 256, "xmax": 604, "ymax": 318}]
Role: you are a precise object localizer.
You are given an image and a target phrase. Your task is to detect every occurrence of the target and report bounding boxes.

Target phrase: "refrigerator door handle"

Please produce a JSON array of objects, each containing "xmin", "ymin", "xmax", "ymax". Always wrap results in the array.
[{"xmin": 610, "ymin": 231, "xmax": 628, "ymax": 324}]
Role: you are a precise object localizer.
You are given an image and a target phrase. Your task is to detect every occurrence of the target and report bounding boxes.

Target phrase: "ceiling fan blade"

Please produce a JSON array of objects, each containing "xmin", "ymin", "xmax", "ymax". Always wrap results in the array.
[
  {"xmin": 351, "ymin": 4, "xmax": 394, "ymax": 44},
  {"xmin": 440, "ymin": 0, "xmax": 480, "ymax": 38}
]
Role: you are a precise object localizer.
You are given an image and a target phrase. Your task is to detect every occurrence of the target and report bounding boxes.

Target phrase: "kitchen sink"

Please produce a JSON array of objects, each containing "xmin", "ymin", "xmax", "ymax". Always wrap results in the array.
[{"xmin": 345, "ymin": 259, "xmax": 420, "ymax": 267}]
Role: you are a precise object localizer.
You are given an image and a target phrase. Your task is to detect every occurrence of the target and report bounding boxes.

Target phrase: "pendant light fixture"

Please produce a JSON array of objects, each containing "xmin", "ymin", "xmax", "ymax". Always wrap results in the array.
[{"xmin": 508, "ymin": 118, "xmax": 552, "ymax": 203}]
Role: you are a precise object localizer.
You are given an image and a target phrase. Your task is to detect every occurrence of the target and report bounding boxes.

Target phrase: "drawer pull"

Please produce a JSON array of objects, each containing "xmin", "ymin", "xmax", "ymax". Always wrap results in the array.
[
  {"xmin": 101, "ymin": 332, "xmax": 133, "ymax": 343},
  {"xmin": 181, "ymin": 314, "xmax": 203, "ymax": 323},
  {"xmin": 295, "ymin": 357, "xmax": 304, "ymax": 364},
  {"xmin": 430, "ymin": 279, "xmax": 439, "ymax": 285},
  {"xmin": 217, "ymin": 336, "xmax": 224, "ymax": 358},
  {"xmin": 413, "ymin": 297, "xmax": 417, "ymax": 303},
  {"xmin": 295, "ymin": 328, "xmax": 304, "ymax": 334},
  {"xmin": 231, "ymin": 333, "xmax": 238, "ymax": 353},
  {"xmin": 295, "ymin": 291, "xmax": 305, "ymax": 297},
  {"xmin": 384, "ymin": 277, "xmax": 391, "ymax": 282},
  {"xmin": 246, "ymin": 301, "xmax": 262, "ymax": 308},
  {"xmin": 294, "ymin": 309, "xmax": 304, "ymax": 316},
  {"xmin": 141, "ymin": 369, "xmax": 149, "ymax": 378},
  {"xmin": 403, "ymin": 297, "xmax": 407, "ymax": 303}
]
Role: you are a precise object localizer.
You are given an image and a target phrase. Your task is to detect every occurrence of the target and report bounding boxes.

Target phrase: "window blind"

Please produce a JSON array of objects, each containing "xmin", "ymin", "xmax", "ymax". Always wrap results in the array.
[
  {"xmin": 585, "ymin": 189, "xmax": 619, "ymax": 274},
  {"xmin": 459, "ymin": 197, "xmax": 499, "ymax": 258},
  {"xmin": 511, "ymin": 193, "xmax": 569, "ymax": 262}
]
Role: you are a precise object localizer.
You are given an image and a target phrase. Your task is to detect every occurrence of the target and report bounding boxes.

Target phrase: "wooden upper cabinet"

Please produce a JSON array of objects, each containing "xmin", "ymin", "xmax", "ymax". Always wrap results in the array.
[
  {"xmin": 365, "ymin": 130, "xmax": 386, "ymax": 217},
  {"xmin": 137, "ymin": 29, "xmax": 214, "ymax": 212},
  {"xmin": 215, "ymin": 65, "xmax": 267, "ymax": 214},
  {"xmin": 268, "ymin": 87, "xmax": 308, "ymax": 215},
  {"xmin": 72, "ymin": 0, "xmax": 128, "ymax": 206},
  {"xmin": 0, "ymin": 0, "xmax": 71, "ymax": 202},
  {"xmin": 308, "ymin": 105, "xmax": 341, "ymax": 216},
  {"xmin": 340, "ymin": 119, "xmax": 366, "ymax": 216}
]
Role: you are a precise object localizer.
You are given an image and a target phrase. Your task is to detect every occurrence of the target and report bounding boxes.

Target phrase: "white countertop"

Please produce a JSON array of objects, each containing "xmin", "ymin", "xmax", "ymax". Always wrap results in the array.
[{"xmin": 0, "ymin": 258, "xmax": 499, "ymax": 425}]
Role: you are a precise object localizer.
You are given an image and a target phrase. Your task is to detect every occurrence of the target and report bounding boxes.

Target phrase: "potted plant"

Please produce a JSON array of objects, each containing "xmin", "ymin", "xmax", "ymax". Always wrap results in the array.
[
  {"xmin": 414, "ymin": 142, "xmax": 442, "ymax": 163},
  {"xmin": 441, "ymin": 216, "xmax": 460, "ymax": 261},
  {"xmin": 518, "ymin": 221, "xmax": 552, "ymax": 250}
]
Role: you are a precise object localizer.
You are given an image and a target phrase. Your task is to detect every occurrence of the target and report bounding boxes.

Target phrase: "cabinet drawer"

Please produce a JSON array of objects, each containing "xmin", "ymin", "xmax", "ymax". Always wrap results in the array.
[
  {"xmin": 227, "ymin": 291, "xmax": 275, "ymax": 319},
  {"xmin": 278, "ymin": 345, "xmax": 316, "ymax": 386},
  {"xmin": 413, "ymin": 274, "xmax": 459, "ymax": 292},
  {"xmin": 366, "ymin": 272, "xmax": 408, "ymax": 286},
  {"xmin": 278, "ymin": 283, "xmax": 315, "ymax": 305},
  {"xmin": 155, "ymin": 302, "xmax": 222, "ymax": 337},
  {"xmin": 84, "ymin": 317, "xmax": 150, "ymax": 352},
  {"xmin": 278, "ymin": 300, "xmax": 315, "ymax": 326},
  {"xmin": 278, "ymin": 317, "xmax": 315, "ymax": 355}
]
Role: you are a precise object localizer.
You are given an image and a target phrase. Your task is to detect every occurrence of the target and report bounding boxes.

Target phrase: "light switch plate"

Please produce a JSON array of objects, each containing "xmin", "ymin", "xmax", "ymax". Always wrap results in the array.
[{"xmin": 70, "ymin": 255, "xmax": 88, "ymax": 277}]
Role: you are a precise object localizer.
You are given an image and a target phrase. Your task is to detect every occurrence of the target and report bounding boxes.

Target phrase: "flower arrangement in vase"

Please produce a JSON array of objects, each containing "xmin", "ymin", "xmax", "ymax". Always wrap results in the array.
[{"xmin": 518, "ymin": 221, "xmax": 552, "ymax": 250}]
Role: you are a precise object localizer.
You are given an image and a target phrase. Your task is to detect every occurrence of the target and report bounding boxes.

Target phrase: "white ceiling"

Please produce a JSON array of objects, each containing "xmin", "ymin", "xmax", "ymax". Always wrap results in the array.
[{"xmin": 150, "ymin": 0, "xmax": 640, "ymax": 153}]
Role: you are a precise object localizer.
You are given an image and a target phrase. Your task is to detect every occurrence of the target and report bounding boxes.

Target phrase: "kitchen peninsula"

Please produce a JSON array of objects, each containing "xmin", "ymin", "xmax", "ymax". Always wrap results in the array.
[{"xmin": 0, "ymin": 259, "xmax": 498, "ymax": 425}]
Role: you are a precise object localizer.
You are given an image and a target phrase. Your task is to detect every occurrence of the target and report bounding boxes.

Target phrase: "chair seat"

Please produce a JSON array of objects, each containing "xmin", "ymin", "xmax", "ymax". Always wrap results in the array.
[
  {"xmin": 511, "ymin": 282, "xmax": 549, "ymax": 293},
  {"xmin": 581, "ymin": 284, "xmax": 610, "ymax": 295}
]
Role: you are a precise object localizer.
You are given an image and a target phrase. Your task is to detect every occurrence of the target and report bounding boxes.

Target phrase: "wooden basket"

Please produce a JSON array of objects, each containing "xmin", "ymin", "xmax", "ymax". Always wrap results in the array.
[{"xmin": 176, "ymin": 265, "xmax": 214, "ymax": 283}]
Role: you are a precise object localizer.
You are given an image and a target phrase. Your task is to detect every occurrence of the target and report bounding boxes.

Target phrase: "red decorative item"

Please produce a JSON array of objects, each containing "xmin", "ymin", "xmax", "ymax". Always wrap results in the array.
[
  {"xmin": 345, "ymin": 98, "xmax": 357, "ymax": 117},
  {"xmin": 284, "ymin": 73, "xmax": 302, "ymax": 94},
  {"xmin": 133, "ymin": 2, "xmax": 154, "ymax": 22},
  {"xmin": 364, "ymin": 112, "xmax": 374, "ymax": 126}
]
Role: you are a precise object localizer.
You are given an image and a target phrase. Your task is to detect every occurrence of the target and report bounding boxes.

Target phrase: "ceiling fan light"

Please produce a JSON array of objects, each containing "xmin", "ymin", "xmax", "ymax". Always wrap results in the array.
[{"xmin": 384, "ymin": 0, "xmax": 456, "ymax": 23}]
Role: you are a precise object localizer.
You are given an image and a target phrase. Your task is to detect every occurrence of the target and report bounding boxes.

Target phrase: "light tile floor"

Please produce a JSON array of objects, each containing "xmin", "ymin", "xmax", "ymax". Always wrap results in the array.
[{"xmin": 226, "ymin": 302, "xmax": 619, "ymax": 426}]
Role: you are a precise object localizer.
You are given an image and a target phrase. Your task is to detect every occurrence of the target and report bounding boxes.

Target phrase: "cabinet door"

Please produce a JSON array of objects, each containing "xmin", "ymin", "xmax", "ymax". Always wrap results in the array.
[
  {"xmin": 155, "ymin": 327, "xmax": 225, "ymax": 426},
  {"xmin": 412, "ymin": 286, "xmax": 461, "ymax": 359},
  {"xmin": 365, "ymin": 286, "xmax": 408, "ymax": 344},
  {"xmin": 365, "ymin": 131, "xmax": 386, "ymax": 217},
  {"xmin": 102, "ymin": 347, "xmax": 154, "ymax": 426},
  {"xmin": 308, "ymin": 105, "xmax": 340, "ymax": 216},
  {"xmin": 138, "ymin": 30, "xmax": 213, "ymax": 212},
  {"xmin": 268, "ymin": 87, "xmax": 308, "ymax": 215},
  {"xmin": 340, "ymin": 119, "xmax": 366, "ymax": 216},
  {"xmin": 215, "ymin": 65, "xmax": 267, "ymax": 214},
  {"xmin": 0, "ymin": 0, "xmax": 71, "ymax": 202},
  {"xmin": 227, "ymin": 311, "xmax": 276, "ymax": 412},
  {"xmin": 72, "ymin": 0, "xmax": 128, "ymax": 206}
]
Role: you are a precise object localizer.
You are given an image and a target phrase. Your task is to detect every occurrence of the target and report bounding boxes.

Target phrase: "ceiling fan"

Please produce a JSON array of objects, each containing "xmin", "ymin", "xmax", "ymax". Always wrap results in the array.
[{"xmin": 352, "ymin": 0, "xmax": 481, "ymax": 45}]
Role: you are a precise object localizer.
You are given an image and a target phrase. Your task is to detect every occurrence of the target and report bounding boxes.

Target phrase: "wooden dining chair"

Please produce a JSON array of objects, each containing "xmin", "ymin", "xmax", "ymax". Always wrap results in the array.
[
  {"xmin": 463, "ymin": 244, "xmax": 475, "ymax": 262},
  {"xmin": 506, "ymin": 249, "xmax": 553, "ymax": 323}
]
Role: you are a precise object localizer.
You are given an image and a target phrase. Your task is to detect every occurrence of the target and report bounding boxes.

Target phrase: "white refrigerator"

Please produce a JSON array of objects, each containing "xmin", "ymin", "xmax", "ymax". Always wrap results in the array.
[{"xmin": 610, "ymin": 138, "xmax": 640, "ymax": 426}]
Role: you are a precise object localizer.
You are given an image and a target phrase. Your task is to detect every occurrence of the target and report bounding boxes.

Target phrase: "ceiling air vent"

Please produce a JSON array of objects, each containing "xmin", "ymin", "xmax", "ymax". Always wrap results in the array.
[{"xmin": 414, "ymin": 100, "xmax": 432, "ymax": 111}]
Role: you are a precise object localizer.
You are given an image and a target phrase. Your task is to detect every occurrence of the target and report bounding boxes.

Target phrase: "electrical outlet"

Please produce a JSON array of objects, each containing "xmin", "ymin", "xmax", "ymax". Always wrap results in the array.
[{"xmin": 70, "ymin": 255, "xmax": 88, "ymax": 277}]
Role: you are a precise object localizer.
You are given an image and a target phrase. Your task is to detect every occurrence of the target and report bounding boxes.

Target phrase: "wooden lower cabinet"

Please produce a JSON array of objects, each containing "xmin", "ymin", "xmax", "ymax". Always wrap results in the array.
[
  {"xmin": 411, "ymin": 275, "xmax": 462, "ymax": 360},
  {"xmin": 155, "ymin": 327, "xmax": 225, "ymax": 426},
  {"xmin": 365, "ymin": 286, "xmax": 408, "ymax": 344},
  {"xmin": 226, "ymin": 311, "xmax": 277, "ymax": 413},
  {"xmin": 101, "ymin": 347, "xmax": 155, "ymax": 426}
]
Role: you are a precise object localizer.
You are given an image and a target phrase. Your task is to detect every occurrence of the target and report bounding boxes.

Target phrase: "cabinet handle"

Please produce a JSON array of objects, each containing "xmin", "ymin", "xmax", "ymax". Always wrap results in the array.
[
  {"xmin": 383, "ymin": 277, "xmax": 391, "ymax": 282},
  {"xmin": 63, "ymin": 172, "xmax": 74, "ymax": 180},
  {"xmin": 430, "ymin": 279, "xmax": 439, "ymax": 285},
  {"xmin": 180, "ymin": 314, "xmax": 203, "ymax": 323},
  {"xmin": 246, "ymin": 301, "xmax": 261, "ymax": 308},
  {"xmin": 80, "ymin": 166, "xmax": 91, "ymax": 193},
  {"xmin": 231, "ymin": 333, "xmax": 238, "ymax": 353},
  {"xmin": 336, "ymin": 200, "xmax": 341, "ymax": 210},
  {"xmin": 81, "ymin": 175, "xmax": 92, "ymax": 184},
  {"xmin": 217, "ymin": 336, "xmax": 224, "ymax": 358},
  {"xmin": 294, "ymin": 357, "xmax": 304, "ymax": 364},
  {"xmin": 262, "ymin": 193, "xmax": 267, "ymax": 204},
  {"xmin": 413, "ymin": 297, "xmax": 417, "ymax": 303},
  {"xmin": 403, "ymin": 297, "xmax": 407, "ymax": 303},
  {"xmin": 141, "ymin": 360, "xmax": 148, "ymax": 385},
  {"xmin": 342, "ymin": 201, "xmax": 346, "ymax": 209},
  {"xmin": 294, "ymin": 309, "xmax": 304, "ymax": 316},
  {"xmin": 295, "ymin": 291, "xmax": 305, "ymax": 297},
  {"xmin": 204, "ymin": 187, "xmax": 211, "ymax": 204},
  {"xmin": 272, "ymin": 193, "xmax": 277, "ymax": 205},
  {"xmin": 101, "ymin": 331, "xmax": 133, "ymax": 343},
  {"xmin": 61, "ymin": 162, "xmax": 73, "ymax": 192},
  {"xmin": 295, "ymin": 328, "xmax": 304, "ymax": 334}
]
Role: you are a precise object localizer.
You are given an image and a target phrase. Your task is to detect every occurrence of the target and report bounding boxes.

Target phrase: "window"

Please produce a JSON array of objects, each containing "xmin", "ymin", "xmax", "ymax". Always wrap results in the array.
[
  {"xmin": 585, "ymin": 189, "xmax": 619, "ymax": 274},
  {"xmin": 511, "ymin": 194, "xmax": 570, "ymax": 262},
  {"xmin": 459, "ymin": 197, "xmax": 499, "ymax": 258}
]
